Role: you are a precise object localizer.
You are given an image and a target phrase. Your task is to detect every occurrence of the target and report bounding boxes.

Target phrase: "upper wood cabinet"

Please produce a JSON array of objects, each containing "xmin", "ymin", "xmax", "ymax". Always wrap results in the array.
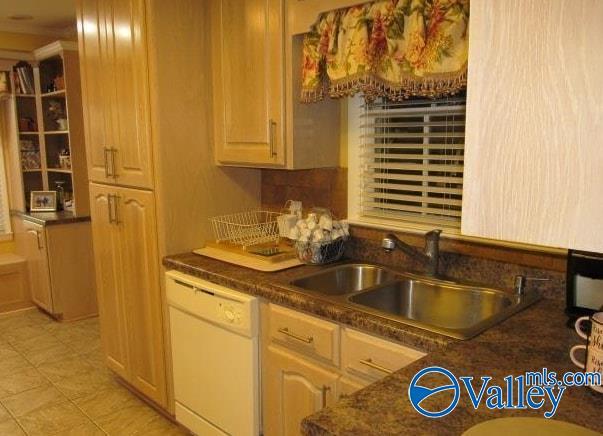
[
  {"xmin": 462, "ymin": 0, "xmax": 603, "ymax": 252},
  {"xmin": 77, "ymin": 0, "xmax": 113, "ymax": 185},
  {"xmin": 210, "ymin": 0, "xmax": 340, "ymax": 169},
  {"xmin": 78, "ymin": 0, "xmax": 154, "ymax": 189},
  {"xmin": 211, "ymin": 0, "xmax": 285, "ymax": 166}
]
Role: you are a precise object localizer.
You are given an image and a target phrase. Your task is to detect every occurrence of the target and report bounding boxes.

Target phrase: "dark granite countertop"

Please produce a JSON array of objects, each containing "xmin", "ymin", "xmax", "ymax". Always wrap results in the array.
[
  {"xmin": 163, "ymin": 252, "xmax": 451, "ymax": 352},
  {"xmin": 163, "ymin": 252, "xmax": 603, "ymax": 435},
  {"xmin": 12, "ymin": 210, "xmax": 91, "ymax": 226}
]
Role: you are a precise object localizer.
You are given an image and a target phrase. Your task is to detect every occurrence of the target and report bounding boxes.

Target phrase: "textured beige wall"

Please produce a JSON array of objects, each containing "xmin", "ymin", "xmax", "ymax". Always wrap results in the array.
[
  {"xmin": 0, "ymin": 31, "xmax": 58, "ymax": 51},
  {"xmin": 0, "ymin": 240, "xmax": 14, "ymax": 253}
]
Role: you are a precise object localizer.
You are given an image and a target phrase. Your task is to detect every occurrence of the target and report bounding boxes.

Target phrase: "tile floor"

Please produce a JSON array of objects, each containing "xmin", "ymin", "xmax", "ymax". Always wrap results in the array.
[{"xmin": 0, "ymin": 308, "xmax": 189, "ymax": 435}]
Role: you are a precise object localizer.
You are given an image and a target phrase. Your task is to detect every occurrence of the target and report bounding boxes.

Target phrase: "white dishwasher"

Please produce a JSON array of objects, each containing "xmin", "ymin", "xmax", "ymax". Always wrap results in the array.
[{"xmin": 166, "ymin": 270, "xmax": 260, "ymax": 436}]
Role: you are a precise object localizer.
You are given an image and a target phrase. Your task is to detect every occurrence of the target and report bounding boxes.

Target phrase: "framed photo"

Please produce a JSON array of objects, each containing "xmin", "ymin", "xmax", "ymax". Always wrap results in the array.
[{"xmin": 30, "ymin": 191, "xmax": 57, "ymax": 212}]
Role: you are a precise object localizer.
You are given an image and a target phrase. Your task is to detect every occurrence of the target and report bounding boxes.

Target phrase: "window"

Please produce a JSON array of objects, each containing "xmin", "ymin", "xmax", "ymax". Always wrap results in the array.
[
  {"xmin": 0, "ymin": 100, "xmax": 11, "ymax": 238},
  {"xmin": 0, "ymin": 139, "xmax": 10, "ymax": 237},
  {"xmin": 348, "ymin": 94, "xmax": 466, "ymax": 232}
]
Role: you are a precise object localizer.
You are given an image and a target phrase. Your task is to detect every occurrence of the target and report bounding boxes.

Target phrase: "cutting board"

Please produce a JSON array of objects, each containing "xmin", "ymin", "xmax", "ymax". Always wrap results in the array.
[{"xmin": 193, "ymin": 242, "xmax": 303, "ymax": 272}]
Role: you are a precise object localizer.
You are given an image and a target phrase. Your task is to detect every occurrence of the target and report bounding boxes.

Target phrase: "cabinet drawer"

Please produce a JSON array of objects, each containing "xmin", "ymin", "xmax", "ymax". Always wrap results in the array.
[
  {"xmin": 342, "ymin": 328, "xmax": 425, "ymax": 381},
  {"xmin": 268, "ymin": 304, "xmax": 340, "ymax": 365}
]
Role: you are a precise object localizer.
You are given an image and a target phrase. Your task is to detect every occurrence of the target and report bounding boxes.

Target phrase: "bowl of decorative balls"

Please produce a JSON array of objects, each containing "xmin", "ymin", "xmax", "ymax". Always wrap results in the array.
[{"xmin": 288, "ymin": 208, "xmax": 349, "ymax": 265}]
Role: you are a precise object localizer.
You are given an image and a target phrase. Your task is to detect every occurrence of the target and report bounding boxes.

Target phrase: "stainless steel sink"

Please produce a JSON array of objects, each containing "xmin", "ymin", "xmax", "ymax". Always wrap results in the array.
[
  {"xmin": 289, "ymin": 264, "xmax": 540, "ymax": 340},
  {"xmin": 348, "ymin": 277, "xmax": 535, "ymax": 339},
  {"xmin": 290, "ymin": 264, "xmax": 397, "ymax": 296}
]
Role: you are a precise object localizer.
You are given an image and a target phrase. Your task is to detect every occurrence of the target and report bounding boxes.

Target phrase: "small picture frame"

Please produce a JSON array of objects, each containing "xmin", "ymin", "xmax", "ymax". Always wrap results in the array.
[{"xmin": 30, "ymin": 191, "xmax": 57, "ymax": 212}]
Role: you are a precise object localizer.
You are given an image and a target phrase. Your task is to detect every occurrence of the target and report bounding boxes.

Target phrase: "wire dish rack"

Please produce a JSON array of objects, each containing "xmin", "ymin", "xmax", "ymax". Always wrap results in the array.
[{"xmin": 210, "ymin": 210, "xmax": 282, "ymax": 249}]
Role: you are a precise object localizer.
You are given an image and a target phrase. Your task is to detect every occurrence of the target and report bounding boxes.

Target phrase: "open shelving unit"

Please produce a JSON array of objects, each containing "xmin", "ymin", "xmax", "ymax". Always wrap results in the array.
[{"xmin": 8, "ymin": 41, "xmax": 89, "ymax": 215}]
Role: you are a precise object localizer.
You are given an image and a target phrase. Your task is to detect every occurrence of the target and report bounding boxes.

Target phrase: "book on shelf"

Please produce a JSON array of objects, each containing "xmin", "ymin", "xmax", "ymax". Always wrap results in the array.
[
  {"xmin": 13, "ymin": 63, "xmax": 34, "ymax": 95},
  {"xmin": 19, "ymin": 139, "xmax": 37, "ymax": 151}
]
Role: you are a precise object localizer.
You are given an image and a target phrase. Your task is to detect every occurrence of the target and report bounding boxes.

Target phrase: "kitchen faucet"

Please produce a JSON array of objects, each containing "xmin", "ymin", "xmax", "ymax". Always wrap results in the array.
[{"xmin": 381, "ymin": 230, "xmax": 442, "ymax": 276}]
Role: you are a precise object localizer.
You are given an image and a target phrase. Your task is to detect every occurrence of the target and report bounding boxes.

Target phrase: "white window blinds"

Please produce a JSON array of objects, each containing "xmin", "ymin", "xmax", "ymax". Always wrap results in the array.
[{"xmin": 359, "ymin": 95, "xmax": 466, "ymax": 229}]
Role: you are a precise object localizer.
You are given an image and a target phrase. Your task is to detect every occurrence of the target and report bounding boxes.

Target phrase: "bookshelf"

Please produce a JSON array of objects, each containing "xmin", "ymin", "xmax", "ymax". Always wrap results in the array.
[{"xmin": 9, "ymin": 41, "xmax": 89, "ymax": 215}]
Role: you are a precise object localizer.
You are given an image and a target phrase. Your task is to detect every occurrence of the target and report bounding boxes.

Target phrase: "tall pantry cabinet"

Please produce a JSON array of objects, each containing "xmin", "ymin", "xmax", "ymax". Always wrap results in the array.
[{"xmin": 76, "ymin": 0, "xmax": 261, "ymax": 410}]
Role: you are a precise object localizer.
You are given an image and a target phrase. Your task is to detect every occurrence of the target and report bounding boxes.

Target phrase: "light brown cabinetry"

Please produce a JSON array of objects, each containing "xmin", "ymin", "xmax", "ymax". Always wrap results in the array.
[
  {"xmin": 89, "ymin": 183, "xmax": 166, "ymax": 405},
  {"xmin": 78, "ymin": 0, "xmax": 153, "ymax": 189},
  {"xmin": 21, "ymin": 221, "xmax": 52, "ymax": 311},
  {"xmin": 78, "ymin": 0, "xmax": 261, "ymax": 414},
  {"xmin": 0, "ymin": 254, "xmax": 30, "ymax": 314},
  {"xmin": 210, "ymin": 0, "xmax": 340, "ymax": 168},
  {"xmin": 88, "ymin": 184, "xmax": 166, "ymax": 404},
  {"xmin": 12, "ymin": 215, "xmax": 97, "ymax": 320},
  {"xmin": 88, "ymin": 187, "xmax": 129, "ymax": 379},
  {"xmin": 336, "ymin": 375, "xmax": 366, "ymax": 399},
  {"xmin": 211, "ymin": 0, "xmax": 285, "ymax": 166},
  {"xmin": 261, "ymin": 303, "xmax": 426, "ymax": 435},
  {"xmin": 264, "ymin": 346, "xmax": 338, "ymax": 436}
]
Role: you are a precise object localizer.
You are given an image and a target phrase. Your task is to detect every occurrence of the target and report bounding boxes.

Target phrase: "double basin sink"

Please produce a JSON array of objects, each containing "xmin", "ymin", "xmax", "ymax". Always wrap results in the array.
[{"xmin": 290, "ymin": 264, "xmax": 540, "ymax": 340}]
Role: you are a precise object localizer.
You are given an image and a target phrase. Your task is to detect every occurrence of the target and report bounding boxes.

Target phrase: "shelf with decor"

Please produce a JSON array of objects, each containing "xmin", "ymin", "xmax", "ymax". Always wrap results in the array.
[
  {"xmin": 41, "ymin": 89, "xmax": 66, "ymax": 98},
  {"xmin": 7, "ymin": 41, "xmax": 88, "ymax": 216},
  {"xmin": 2, "ymin": 42, "xmax": 96, "ymax": 323}
]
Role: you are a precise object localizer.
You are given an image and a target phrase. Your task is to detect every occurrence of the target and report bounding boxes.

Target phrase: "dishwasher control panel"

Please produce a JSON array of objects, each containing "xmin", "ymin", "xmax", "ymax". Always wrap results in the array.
[
  {"xmin": 166, "ymin": 270, "xmax": 259, "ymax": 337},
  {"xmin": 218, "ymin": 302, "xmax": 243, "ymax": 325}
]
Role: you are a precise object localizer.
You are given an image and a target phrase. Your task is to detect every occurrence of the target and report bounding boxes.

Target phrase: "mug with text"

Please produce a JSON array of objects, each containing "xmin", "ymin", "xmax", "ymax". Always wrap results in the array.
[
  {"xmin": 569, "ymin": 344, "xmax": 603, "ymax": 393},
  {"xmin": 575, "ymin": 312, "xmax": 603, "ymax": 353}
]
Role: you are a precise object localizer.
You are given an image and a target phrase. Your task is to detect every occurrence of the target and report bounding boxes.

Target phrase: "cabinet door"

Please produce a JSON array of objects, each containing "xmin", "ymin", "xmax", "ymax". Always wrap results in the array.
[
  {"xmin": 264, "ymin": 346, "xmax": 338, "ymax": 436},
  {"xmin": 211, "ymin": 0, "xmax": 285, "ymax": 166},
  {"xmin": 77, "ymin": 0, "xmax": 115, "ymax": 184},
  {"xmin": 337, "ymin": 375, "xmax": 367, "ymax": 399},
  {"xmin": 114, "ymin": 186, "xmax": 166, "ymax": 407},
  {"xmin": 105, "ymin": 0, "xmax": 154, "ymax": 189},
  {"xmin": 22, "ymin": 222, "xmax": 53, "ymax": 313},
  {"xmin": 89, "ymin": 183, "xmax": 130, "ymax": 379},
  {"xmin": 462, "ymin": 0, "xmax": 603, "ymax": 251}
]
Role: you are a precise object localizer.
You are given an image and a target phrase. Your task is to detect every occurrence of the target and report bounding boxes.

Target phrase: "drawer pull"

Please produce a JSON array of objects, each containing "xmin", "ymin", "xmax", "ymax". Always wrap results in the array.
[
  {"xmin": 103, "ymin": 147, "xmax": 111, "ymax": 177},
  {"xmin": 321, "ymin": 385, "xmax": 331, "ymax": 408},
  {"xmin": 359, "ymin": 358, "xmax": 393, "ymax": 375},
  {"xmin": 278, "ymin": 327, "xmax": 314, "ymax": 344}
]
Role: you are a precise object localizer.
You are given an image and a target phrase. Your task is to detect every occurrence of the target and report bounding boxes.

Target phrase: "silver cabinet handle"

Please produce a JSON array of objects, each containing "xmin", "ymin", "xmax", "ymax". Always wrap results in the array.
[
  {"xmin": 268, "ymin": 119, "xmax": 277, "ymax": 157},
  {"xmin": 110, "ymin": 148, "xmax": 118, "ymax": 179},
  {"xmin": 103, "ymin": 147, "xmax": 111, "ymax": 177},
  {"xmin": 321, "ymin": 385, "xmax": 331, "ymax": 408},
  {"xmin": 112, "ymin": 195, "xmax": 121, "ymax": 224},
  {"xmin": 277, "ymin": 327, "xmax": 313, "ymax": 344},
  {"xmin": 28, "ymin": 230, "xmax": 43, "ymax": 250},
  {"xmin": 358, "ymin": 358, "xmax": 393, "ymax": 375},
  {"xmin": 107, "ymin": 194, "xmax": 114, "ymax": 224}
]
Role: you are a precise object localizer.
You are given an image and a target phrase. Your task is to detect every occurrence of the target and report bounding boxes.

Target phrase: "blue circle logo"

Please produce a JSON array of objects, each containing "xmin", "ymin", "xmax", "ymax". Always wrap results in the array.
[{"xmin": 408, "ymin": 366, "xmax": 460, "ymax": 418}]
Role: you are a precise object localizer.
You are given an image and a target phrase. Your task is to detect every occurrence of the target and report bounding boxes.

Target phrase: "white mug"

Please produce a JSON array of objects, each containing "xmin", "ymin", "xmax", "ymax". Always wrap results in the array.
[
  {"xmin": 570, "ymin": 344, "xmax": 603, "ymax": 393},
  {"xmin": 575, "ymin": 312, "xmax": 603, "ymax": 353}
]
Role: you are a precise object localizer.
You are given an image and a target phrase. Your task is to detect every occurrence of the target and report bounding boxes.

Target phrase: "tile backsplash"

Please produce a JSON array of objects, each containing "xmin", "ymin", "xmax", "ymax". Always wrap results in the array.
[
  {"xmin": 261, "ymin": 167, "xmax": 568, "ymax": 300},
  {"xmin": 261, "ymin": 168, "xmax": 347, "ymax": 218}
]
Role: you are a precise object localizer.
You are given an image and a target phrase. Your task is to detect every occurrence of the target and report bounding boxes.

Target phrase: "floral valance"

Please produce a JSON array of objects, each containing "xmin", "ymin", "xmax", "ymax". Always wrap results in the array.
[{"xmin": 301, "ymin": 0, "xmax": 470, "ymax": 102}]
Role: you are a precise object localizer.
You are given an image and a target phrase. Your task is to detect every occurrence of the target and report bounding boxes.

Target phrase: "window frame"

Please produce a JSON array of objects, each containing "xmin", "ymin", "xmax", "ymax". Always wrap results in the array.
[
  {"xmin": 347, "ymin": 94, "xmax": 466, "ymax": 236},
  {"xmin": 0, "ymin": 136, "xmax": 12, "ymax": 241}
]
